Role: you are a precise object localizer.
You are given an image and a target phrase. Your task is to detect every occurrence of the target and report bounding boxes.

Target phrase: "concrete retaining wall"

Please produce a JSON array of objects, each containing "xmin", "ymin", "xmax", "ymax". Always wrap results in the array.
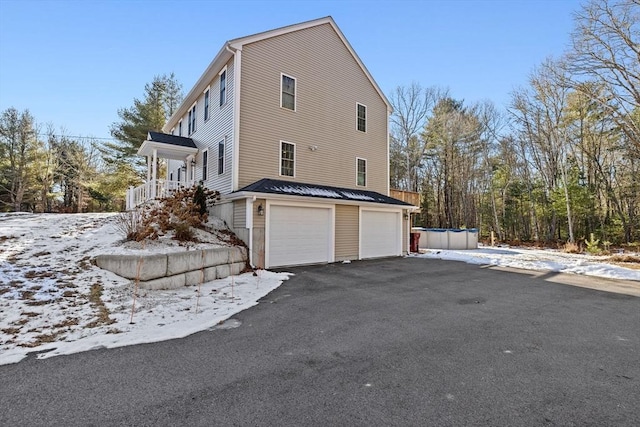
[{"xmin": 95, "ymin": 246, "xmax": 247, "ymax": 290}]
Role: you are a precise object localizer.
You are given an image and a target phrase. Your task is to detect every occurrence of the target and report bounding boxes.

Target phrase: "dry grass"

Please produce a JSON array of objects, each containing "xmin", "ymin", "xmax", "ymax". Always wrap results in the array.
[
  {"xmin": 85, "ymin": 283, "xmax": 115, "ymax": 328},
  {"xmin": 607, "ymin": 254, "xmax": 640, "ymax": 270},
  {"xmin": 563, "ymin": 242, "xmax": 581, "ymax": 254}
]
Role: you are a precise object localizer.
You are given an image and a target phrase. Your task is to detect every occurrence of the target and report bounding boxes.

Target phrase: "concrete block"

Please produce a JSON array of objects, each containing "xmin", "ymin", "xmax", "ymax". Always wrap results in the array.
[
  {"xmin": 228, "ymin": 247, "xmax": 247, "ymax": 264},
  {"xmin": 230, "ymin": 262, "xmax": 245, "ymax": 276},
  {"xmin": 216, "ymin": 264, "xmax": 230, "ymax": 279},
  {"xmin": 167, "ymin": 251, "xmax": 207, "ymax": 276},
  {"xmin": 140, "ymin": 274, "xmax": 186, "ymax": 290},
  {"xmin": 184, "ymin": 266, "xmax": 218, "ymax": 286},
  {"xmin": 203, "ymin": 248, "xmax": 232, "ymax": 267},
  {"xmin": 95, "ymin": 254, "xmax": 167, "ymax": 281}
]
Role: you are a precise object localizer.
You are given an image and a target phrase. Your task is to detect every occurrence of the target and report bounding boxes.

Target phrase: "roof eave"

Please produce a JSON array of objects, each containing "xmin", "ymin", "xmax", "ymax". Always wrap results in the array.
[{"xmin": 225, "ymin": 190, "xmax": 414, "ymax": 209}]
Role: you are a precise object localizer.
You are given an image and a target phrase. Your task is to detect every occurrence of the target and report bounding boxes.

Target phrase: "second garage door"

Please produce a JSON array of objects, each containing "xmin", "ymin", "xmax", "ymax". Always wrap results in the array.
[
  {"xmin": 360, "ymin": 210, "xmax": 401, "ymax": 259},
  {"xmin": 267, "ymin": 204, "xmax": 333, "ymax": 268}
]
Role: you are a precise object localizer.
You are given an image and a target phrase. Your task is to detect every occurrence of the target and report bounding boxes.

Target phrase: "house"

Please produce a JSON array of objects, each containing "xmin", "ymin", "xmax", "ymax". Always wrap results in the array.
[{"xmin": 128, "ymin": 16, "xmax": 415, "ymax": 268}]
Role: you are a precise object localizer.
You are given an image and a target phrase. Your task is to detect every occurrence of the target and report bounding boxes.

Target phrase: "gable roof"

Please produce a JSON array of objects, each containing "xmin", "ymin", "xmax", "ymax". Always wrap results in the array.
[
  {"xmin": 235, "ymin": 178, "xmax": 413, "ymax": 207},
  {"xmin": 163, "ymin": 16, "xmax": 391, "ymax": 133}
]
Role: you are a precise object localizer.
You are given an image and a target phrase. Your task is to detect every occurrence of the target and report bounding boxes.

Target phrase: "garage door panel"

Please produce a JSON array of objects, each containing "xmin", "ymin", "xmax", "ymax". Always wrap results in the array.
[
  {"xmin": 268, "ymin": 205, "xmax": 332, "ymax": 267},
  {"xmin": 361, "ymin": 210, "xmax": 400, "ymax": 259}
]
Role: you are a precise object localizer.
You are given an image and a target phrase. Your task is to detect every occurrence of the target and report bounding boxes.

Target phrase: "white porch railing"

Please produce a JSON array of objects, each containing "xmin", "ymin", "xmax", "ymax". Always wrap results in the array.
[{"xmin": 126, "ymin": 180, "xmax": 188, "ymax": 210}]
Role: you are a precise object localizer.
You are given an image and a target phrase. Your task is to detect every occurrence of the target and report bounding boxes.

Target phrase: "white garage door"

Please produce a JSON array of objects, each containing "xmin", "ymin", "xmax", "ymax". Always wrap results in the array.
[
  {"xmin": 361, "ymin": 210, "xmax": 401, "ymax": 259},
  {"xmin": 268, "ymin": 205, "xmax": 332, "ymax": 267}
]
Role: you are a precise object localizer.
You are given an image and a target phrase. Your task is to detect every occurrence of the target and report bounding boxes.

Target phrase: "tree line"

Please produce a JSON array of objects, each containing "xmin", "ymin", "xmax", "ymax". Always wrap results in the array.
[
  {"xmin": 0, "ymin": 74, "xmax": 182, "ymax": 212},
  {"xmin": 1, "ymin": 0, "xmax": 636, "ymax": 246},
  {"xmin": 390, "ymin": 0, "xmax": 639, "ymax": 245}
]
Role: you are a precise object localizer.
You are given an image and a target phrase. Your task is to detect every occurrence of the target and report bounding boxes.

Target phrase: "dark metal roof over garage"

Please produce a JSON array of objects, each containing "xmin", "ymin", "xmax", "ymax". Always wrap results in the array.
[{"xmin": 236, "ymin": 178, "xmax": 414, "ymax": 206}]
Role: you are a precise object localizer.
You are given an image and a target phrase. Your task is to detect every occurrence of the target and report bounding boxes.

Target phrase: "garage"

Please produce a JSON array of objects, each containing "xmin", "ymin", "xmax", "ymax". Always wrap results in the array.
[
  {"xmin": 267, "ymin": 204, "xmax": 333, "ymax": 267},
  {"xmin": 360, "ymin": 209, "xmax": 402, "ymax": 259}
]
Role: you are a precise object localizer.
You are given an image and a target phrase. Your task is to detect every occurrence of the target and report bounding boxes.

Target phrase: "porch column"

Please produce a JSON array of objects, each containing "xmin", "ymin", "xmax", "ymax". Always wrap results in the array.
[
  {"xmin": 146, "ymin": 156, "xmax": 151, "ymax": 182},
  {"xmin": 151, "ymin": 149, "xmax": 158, "ymax": 199},
  {"xmin": 186, "ymin": 156, "xmax": 193, "ymax": 186}
]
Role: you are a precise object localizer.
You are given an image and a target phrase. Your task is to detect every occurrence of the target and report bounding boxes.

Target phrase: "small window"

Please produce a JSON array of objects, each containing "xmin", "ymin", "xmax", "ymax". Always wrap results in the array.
[
  {"xmin": 280, "ymin": 141, "xmax": 295, "ymax": 177},
  {"xmin": 219, "ymin": 69, "xmax": 227, "ymax": 106},
  {"xmin": 188, "ymin": 104, "xmax": 196, "ymax": 135},
  {"xmin": 218, "ymin": 139, "xmax": 225, "ymax": 175},
  {"xmin": 202, "ymin": 150, "xmax": 208, "ymax": 181},
  {"xmin": 177, "ymin": 167, "xmax": 181, "ymax": 182},
  {"xmin": 169, "ymin": 172, "xmax": 173, "ymax": 181},
  {"xmin": 281, "ymin": 74, "xmax": 296, "ymax": 111},
  {"xmin": 178, "ymin": 120, "xmax": 183, "ymax": 136},
  {"xmin": 204, "ymin": 89, "xmax": 210, "ymax": 121},
  {"xmin": 171, "ymin": 127, "xmax": 175, "ymax": 136},
  {"xmin": 357, "ymin": 158, "xmax": 366, "ymax": 186},
  {"xmin": 357, "ymin": 103, "xmax": 366, "ymax": 132}
]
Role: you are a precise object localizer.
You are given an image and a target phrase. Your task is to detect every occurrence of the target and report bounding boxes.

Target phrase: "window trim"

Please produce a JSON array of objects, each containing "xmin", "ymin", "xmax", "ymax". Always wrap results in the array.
[
  {"xmin": 203, "ymin": 87, "xmax": 210, "ymax": 122},
  {"xmin": 356, "ymin": 102, "xmax": 367, "ymax": 133},
  {"xmin": 356, "ymin": 157, "xmax": 367, "ymax": 187},
  {"xmin": 219, "ymin": 67, "xmax": 227, "ymax": 107},
  {"xmin": 279, "ymin": 140, "xmax": 296, "ymax": 177},
  {"xmin": 178, "ymin": 119, "xmax": 183, "ymax": 137},
  {"xmin": 188, "ymin": 103, "xmax": 197, "ymax": 135},
  {"xmin": 217, "ymin": 138, "xmax": 225, "ymax": 175},
  {"xmin": 202, "ymin": 149, "xmax": 208, "ymax": 181},
  {"xmin": 280, "ymin": 73, "xmax": 296, "ymax": 111}
]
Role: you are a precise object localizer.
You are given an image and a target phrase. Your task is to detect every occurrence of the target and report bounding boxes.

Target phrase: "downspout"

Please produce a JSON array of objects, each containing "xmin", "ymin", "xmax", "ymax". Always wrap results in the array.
[{"xmin": 226, "ymin": 44, "xmax": 242, "ymax": 192}]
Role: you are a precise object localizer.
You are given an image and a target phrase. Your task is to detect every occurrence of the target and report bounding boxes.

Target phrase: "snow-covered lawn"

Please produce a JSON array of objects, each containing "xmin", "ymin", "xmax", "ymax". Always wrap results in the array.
[
  {"xmin": 1, "ymin": 213, "xmax": 638, "ymax": 366},
  {"xmin": 418, "ymin": 246, "xmax": 640, "ymax": 282},
  {"xmin": 0, "ymin": 212, "xmax": 289, "ymax": 366}
]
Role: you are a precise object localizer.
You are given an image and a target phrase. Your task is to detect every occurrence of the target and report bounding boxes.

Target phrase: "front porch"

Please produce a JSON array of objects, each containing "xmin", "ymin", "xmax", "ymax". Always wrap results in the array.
[{"xmin": 125, "ymin": 131, "xmax": 199, "ymax": 210}]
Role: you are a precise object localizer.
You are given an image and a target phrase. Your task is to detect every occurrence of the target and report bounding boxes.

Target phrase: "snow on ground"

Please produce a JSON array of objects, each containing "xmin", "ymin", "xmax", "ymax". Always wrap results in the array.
[
  {"xmin": 1, "ymin": 213, "xmax": 638, "ymax": 366},
  {"xmin": 0, "ymin": 213, "xmax": 289, "ymax": 366},
  {"xmin": 418, "ymin": 245, "xmax": 640, "ymax": 281}
]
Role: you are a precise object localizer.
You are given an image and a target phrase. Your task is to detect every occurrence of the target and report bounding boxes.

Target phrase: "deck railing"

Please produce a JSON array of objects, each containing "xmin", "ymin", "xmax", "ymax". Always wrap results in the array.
[{"xmin": 126, "ymin": 180, "xmax": 187, "ymax": 210}]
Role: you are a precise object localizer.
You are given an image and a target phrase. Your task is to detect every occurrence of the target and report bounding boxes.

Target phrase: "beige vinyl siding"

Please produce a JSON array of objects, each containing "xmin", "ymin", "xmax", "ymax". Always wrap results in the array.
[
  {"xmin": 190, "ymin": 57, "xmax": 235, "ymax": 194},
  {"xmin": 233, "ymin": 199, "xmax": 246, "ymax": 229},
  {"xmin": 238, "ymin": 23, "xmax": 388, "ymax": 194},
  {"xmin": 335, "ymin": 204, "xmax": 359, "ymax": 261}
]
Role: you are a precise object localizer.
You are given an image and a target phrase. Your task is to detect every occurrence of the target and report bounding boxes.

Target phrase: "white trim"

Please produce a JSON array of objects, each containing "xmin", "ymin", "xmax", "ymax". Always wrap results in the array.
[
  {"xmin": 265, "ymin": 200, "xmax": 335, "ymax": 268},
  {"xmin": 232, "ymin": 48, "xmax": 241, "ymax": 191},
  {"xmin": 188, "ymin": 102, "xmax": 197, "ymax": 135},
  {"xmin": 279, "ymin": 140, "xmax": 296, "ymax": 178},
  {"xmin": 356, "ymin": 102, "xmax": 367, "ymax": 133},
  {"xmin": 356, "ymin": 157, "xmax": 367, "ymax": 187},
  {"xmin": 280, "ymin": 73, "xmax": 297, "ymax": 111},
  {"xmin": 358, "ymin": 207, "xmax": 403, "ymax": 260},
  {"xmin": 219, "ymin": 66, "xmax": 228, "ymax": 107},
  {"xmin": 386, "ymin": 109, "xmax": 390, "ymax": 195},
  {"xmin": 178, "ymin": 119, "xmax": 183, "ymax": 137}
]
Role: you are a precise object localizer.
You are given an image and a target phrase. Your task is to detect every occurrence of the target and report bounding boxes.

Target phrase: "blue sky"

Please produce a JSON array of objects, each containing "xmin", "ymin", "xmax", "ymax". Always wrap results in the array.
[{"xmin": 0, "ymin": 0, "xmax": 582, "ymax": 140}]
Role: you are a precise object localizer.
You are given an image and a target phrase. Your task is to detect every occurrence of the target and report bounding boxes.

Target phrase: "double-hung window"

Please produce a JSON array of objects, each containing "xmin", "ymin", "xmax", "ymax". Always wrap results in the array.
[
  {"xmin": 280, "ymin": 141, "xmax": 295, "ymax": 177},
  {"xmin": 202, "ymin": 150, "xmax": 208, "ymax": 181},
  {"xmin": 204, "ymin": 89, "xmax": 210, "ymax": 121},
  {"xmin": 281, "ymin": 74, "xmax": 296, "ymax": 111},
  {"xmin": 357, "ymin": 103, "xmax": 366, "ymax": 132},
  {"xmin": 357, "ymin": 158, "xmax": 367, "ymax": 186},
  {"xmin": 178, "ymin": 120, "xmax": 183, "ymax": 136},
  {"xmin": 188, "ymin": 104, "xmax": 196, "ymax": 135},
  {"xmin": 218, "ymin": 139, "xmax": 225, "ymax": 175},
  {"xmin": 219, "ymin": 69, "xmax": 226, "ymax": 106}
]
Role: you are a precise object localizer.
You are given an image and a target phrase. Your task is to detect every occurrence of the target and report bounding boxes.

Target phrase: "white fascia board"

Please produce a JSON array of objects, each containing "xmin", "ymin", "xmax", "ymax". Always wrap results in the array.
[
  {"xmin": 163, "ymin": 47, "xmax": 234, "ymax": 133},
  {"xmin": 137, "ymin": 140, "xmax": 198, "ymax": 158}
]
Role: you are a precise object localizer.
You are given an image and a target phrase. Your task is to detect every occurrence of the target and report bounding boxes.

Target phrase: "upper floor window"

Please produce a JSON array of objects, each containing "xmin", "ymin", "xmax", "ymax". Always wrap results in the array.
[
  {"xmin": 219, "ymin": 69, "xmax": 227, "ymax": 106},
  {"xmin": 202, "ymin": 150, "xmax": 208, "ymax": 181},
  {"xmin": 204, "ymin": 89, "xmax": 210, "ymax": 121},
  {"xmin": 280, "ymin": 141, "xmax": 295, "ymax": 177},
  {"xmin": 357, "ymin": 103, "xmax": 366, "ymax": 132},
  {"xmin": 188, "ymin": 104, "xmax": 197, "ymax": 135},
  {"xmin": 357, "ymin": 157, "xmax": 367, "ymax": 186},
  {"xmin": 178, "ymin": 120, "xmax": 183, "ymax": 136},
  {"xmin": 281, "ymin": 74, "xmax": 296, "ymax": 111},
  {"xmin": 218, "ymin": 139, "xmax": 225, "ymax": 175},
  {"xmin": 171, "ymin": 127, "xmax": 175, "ymax": 136}
]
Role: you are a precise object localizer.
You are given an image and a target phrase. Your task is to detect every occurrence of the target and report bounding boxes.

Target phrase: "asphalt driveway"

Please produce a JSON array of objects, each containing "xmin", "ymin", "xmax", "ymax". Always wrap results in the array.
[{"xmin": 1, "ymin": 257, "xmax": 639, "ymax": 426}]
